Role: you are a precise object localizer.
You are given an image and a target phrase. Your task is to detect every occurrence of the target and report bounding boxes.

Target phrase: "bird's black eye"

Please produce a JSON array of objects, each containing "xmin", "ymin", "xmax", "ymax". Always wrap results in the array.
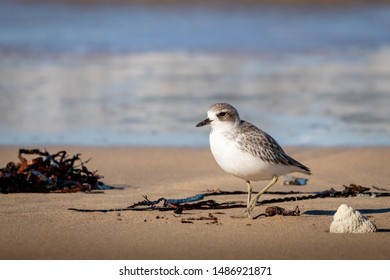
[{"xmin": 218, "ymin": 112, "xmax": 227, "ymax": 117}]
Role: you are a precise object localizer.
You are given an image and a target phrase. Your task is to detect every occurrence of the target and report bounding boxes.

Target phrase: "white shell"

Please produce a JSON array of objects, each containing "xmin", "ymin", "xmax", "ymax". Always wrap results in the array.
[{"xmin": 330, "ymin": 204, "xmax": 377, "ymax": 233}]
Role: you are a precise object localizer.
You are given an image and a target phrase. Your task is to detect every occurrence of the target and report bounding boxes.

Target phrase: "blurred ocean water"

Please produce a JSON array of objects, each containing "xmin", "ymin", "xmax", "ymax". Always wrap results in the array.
[{"xmin": 0, "ymin": 2, "xmax": 390, "ymax": 146}]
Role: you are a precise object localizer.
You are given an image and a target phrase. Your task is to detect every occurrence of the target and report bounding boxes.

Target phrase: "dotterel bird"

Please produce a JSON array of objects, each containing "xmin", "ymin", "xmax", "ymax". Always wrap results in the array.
[{"xmin": 196, "ymin": 102, "xmax": 311, "ymax": 218}]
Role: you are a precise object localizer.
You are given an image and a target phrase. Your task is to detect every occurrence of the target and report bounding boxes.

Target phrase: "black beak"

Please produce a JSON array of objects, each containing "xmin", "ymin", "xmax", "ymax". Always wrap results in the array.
[{"xmin": 196, "ymin": 118, "xmax": 212, "ymax": 127}]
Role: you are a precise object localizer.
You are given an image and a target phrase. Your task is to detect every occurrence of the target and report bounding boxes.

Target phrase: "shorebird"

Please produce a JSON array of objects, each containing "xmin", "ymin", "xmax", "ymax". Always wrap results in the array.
[{"xmin": 196, "ymin": 102, "xmax": 311, "ymax": 218}]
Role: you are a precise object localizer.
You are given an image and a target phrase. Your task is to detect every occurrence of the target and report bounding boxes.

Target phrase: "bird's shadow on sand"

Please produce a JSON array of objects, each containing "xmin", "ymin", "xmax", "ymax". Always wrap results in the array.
[{"xmin": 304, "ymin": 208, "xmax": 390, "ymax": 232}]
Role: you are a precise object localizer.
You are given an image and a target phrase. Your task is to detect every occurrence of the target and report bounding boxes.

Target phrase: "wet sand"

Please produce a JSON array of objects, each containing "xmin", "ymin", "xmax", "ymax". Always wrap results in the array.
[{"xmin": 0, "ymin": 146, "xmax": 389, "ymax": 259}]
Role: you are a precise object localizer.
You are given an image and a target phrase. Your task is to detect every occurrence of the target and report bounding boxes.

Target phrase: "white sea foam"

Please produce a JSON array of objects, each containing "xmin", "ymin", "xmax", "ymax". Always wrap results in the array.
[
  {"xmin": 0, "ymin": 48, "xmax": 390, "ymax": 146},
  {"xmin": 1, "ymin": 3, "xmax": 390, "ymax": 146}
]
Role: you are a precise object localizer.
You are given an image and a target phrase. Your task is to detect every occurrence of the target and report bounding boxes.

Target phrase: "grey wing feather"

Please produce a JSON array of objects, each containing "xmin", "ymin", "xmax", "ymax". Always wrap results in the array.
[{"xmin": 235, "ymin": 121, "xmax": 311, "ymax": 174}]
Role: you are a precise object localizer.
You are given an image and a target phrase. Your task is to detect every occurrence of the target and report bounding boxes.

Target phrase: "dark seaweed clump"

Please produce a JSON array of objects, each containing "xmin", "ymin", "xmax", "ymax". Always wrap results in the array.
[{"xmin": 0, "ymin": 148, "xmax": 112, "ymax": 193}]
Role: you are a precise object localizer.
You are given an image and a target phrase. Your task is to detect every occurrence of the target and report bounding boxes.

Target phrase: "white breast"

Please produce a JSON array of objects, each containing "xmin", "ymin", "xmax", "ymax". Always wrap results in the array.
[{"xmin": 209, "ymin": 130, "xmax": 297, "ymax": 181}]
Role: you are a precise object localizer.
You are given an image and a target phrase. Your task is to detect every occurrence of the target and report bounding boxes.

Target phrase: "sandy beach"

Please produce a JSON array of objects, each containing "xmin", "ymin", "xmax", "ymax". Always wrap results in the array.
[
  {"xmin": 0, "ymin": 146, "xmax": 389, "ymax": 260},
  {"xmin": 2, "ymin": 0, "xmax": 390, "ymax": 264}
]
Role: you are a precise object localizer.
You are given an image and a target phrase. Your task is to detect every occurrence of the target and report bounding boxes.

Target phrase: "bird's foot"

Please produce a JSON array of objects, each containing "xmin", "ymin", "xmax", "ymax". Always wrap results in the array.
[
  {"xmin": 232, "ymin": 211, "xmax": 252, "ymax": 219},
  {"xmin": 230, "ymin": 210, "xmax": 252, "ymax": 219}
]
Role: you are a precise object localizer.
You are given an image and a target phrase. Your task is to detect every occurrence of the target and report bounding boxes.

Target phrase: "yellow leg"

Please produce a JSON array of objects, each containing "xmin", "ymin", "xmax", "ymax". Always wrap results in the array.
[
  {"xmin": 232, "ymin": 181, "xmax": 254, "ymax": 219},
  {"xmin": 247, "ymin": 176, "xmax": 278, "ymax": 217},
  {"xmin": 245, "ymin": 181, "xmax": 252, "ymax": 217},
  {"xmin": 246, "ymin": 181, "xmax": 252, "ymax": 207}
]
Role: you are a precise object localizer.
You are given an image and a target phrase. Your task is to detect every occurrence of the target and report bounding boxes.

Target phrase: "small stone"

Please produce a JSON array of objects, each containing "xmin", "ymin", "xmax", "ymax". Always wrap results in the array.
[{"xmin": 330, "ymin": 204, "xmax": 377, "ymax": 233}]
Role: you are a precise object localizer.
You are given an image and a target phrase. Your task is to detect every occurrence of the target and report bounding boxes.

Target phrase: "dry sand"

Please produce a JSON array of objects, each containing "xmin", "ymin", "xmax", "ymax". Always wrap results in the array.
[{"xmin": 0, "ymin": 146, "xmax": 389, "ymax": 260}]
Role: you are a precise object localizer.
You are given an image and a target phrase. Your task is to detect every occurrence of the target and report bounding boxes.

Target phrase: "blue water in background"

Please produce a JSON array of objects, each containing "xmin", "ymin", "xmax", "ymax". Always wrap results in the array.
[
  {"xmin": 1, "ymin": 3, "xmax": 390, "ymax": 53},
  {"xmin": 1, "ymin": 1, "xmax": 390, "ymax": 146}
]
